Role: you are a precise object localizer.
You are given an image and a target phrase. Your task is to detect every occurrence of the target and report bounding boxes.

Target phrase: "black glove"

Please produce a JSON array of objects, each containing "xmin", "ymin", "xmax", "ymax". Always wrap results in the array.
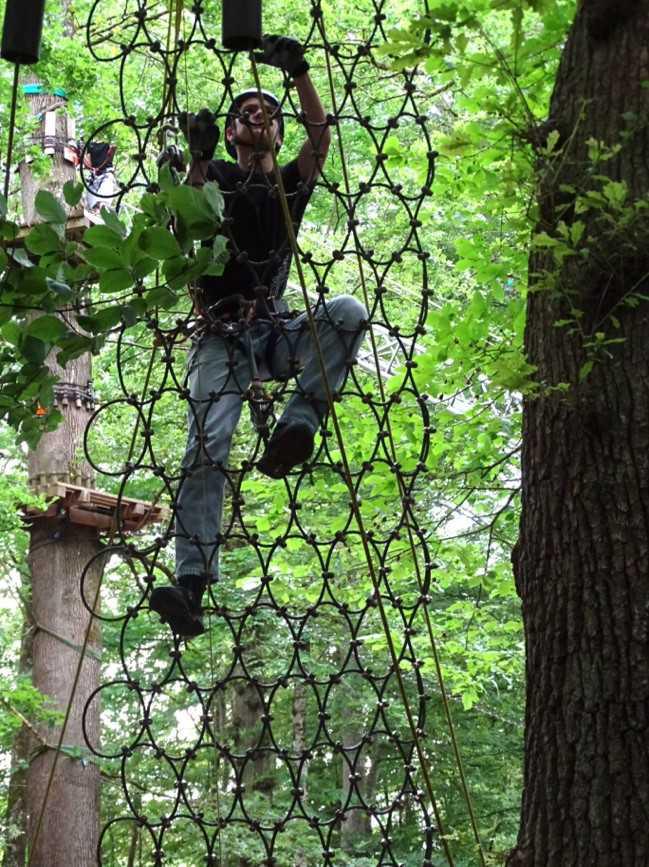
[
  {"xmin": 254, "ymin": 34, "xmax": 309, "ymax": 79},
  {"xmin": 157, "ymin": 144, "xmax": 186, "ymax": 173},
  {"xmin": 178, "ymin": 108, "xmax": 220, "ymax": 160}
]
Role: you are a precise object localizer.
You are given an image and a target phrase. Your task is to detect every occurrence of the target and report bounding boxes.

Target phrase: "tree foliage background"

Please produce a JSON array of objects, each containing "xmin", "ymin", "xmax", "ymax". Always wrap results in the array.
[{"xmin": 0, "ymin": 0, "xmax": 580, "ymax": 864}]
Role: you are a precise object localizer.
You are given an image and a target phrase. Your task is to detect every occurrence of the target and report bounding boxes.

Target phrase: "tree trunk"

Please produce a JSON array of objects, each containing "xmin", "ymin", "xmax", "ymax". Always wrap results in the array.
[
  {"xmin": 292, "ymin": 681, "xmax": 308, "ymax": 867},
  {"xmin": 338, "ymin": 644, "xmax": 371, "ymax": 856},
  {"xmin": 18, "ymin": 83, "xmax": 104, "ymax": 865},
  {"xmin": 25, "ymin": 520, "xmax": 102, "ymax": 867},
  {"xmin": 339, "ymin": 728, "xmax": 372, "ymax": 854},
  {"xmin": 231, "ymin": 651, "xmax": 274, "ymax": 867},
  {"xmin": 512, "ymin": 2, "xmax": 649, "ymax": 864},
  {"xmin": 18, "ymin": 76, "xmax": 81, "ymax": 228},
  {"xmin": 232, "ymin": 665, "xmax": 274, "ymax": 793}
]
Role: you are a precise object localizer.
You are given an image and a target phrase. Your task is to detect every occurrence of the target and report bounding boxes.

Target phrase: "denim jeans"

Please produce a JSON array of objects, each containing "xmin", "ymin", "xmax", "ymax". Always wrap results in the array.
[{"xmin": 175, "ymin": 294, "xmax": 367, "ymax": 581}]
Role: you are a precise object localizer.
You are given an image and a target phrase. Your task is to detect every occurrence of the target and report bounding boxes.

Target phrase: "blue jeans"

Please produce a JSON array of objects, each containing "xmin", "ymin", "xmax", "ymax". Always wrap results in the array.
[{"xmin": 175, "ymin": 295, "xmax": 367, "ymax": 581}]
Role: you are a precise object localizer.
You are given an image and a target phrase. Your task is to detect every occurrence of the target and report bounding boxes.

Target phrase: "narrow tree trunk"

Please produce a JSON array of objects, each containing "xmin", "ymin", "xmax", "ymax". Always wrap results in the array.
[
  {"xmin": 292, "ymin": 681, "xmax": 308, "ymax": 867},
  {"xmin": 231, "ymin": 651, "xmax": 274, "ymax": 867},
  {"xmin": 338, "ymin": 644, "xmax": 371, "ymax": 856},
  {"xmin": 512, "ymin": 2, "xmax": 649, "ymax": 864},
  {"xmin": 232, "ymin": 665, "xmax": 274, "ymax": 793},
  {"xmin": 340, "ymin": 726, "xmax": 371, "ymax": 854}
]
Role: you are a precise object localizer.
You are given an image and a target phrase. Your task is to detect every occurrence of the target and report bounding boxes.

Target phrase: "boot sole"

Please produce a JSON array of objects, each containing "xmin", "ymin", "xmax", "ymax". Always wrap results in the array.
[{"xmin": 257, "ymin": 422, "xmax": 315, "ymax": 479}]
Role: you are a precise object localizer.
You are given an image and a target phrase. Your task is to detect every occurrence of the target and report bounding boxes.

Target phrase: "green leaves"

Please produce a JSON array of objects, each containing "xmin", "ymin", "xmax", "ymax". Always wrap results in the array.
[
  {"xmin": 99, "ymin": 269, "xmax": 134, "ymax": 294},
  {"xmin": 35, "ymin": 190, "xmax": 67, "ymax": 224},
  {"xmin": 26, "ymin": 315, "xmax": 68, "ymax": 342},
  {"xmin": 167, "ymin": 184, "xmax": 221, "ymax": 242},
  {"xmin": 25, "ymin": 224, "xmax": 61, "ymax": 256},
  {"xmin": 203, "ymin": 181, "xmax": 225, "ymax": 218},
  {"xmin": 0, "ymin": 173, "xmax": 229, "ymax": 446},
  {"xmin": 84, "ymin": 225, "xmax": 123, "ymax": 249},
  {"xmin": 138, "ymin": 227, "xmax": 181, "ymax": 259},
  {"xmin": 83, "ymin": 246, "xmax": 125, "ymax": 270},
  {"xmin": 63, "ymin": 180, "xmax": 84, "ymax": 207},
  {"xmin": 100, "ymin": 207, "xmax": 127, "ymax": 237},
  {"xmin": 78, "ymin": 304, "xmax": 133, "ymax": 333}
]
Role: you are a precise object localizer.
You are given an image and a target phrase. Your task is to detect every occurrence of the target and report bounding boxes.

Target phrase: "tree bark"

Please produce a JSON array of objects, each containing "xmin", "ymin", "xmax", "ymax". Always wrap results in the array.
[
  {"xmin": 292, "ymin": 680, "xmax": 308, "ymax": 867},
  {"xmin": 339, "ymin": 731, "xmax": 372, "ymax": 853},
  {"xmin": 231, "ymin": 650, "xmax": 275, "ymax": 867},
  {"xmin": 25, "ymin": 519, "xmax": 102, "ymax": 867},
  {"xmin": 338, "ymin": 644, "xmax": 371, "ymax": 856},
  {"xmin": 18, "ymin": 75, "xmax": 81, "ymax": 228},
  {"xmin": 17, "ymin": 83, "xmax": 104, "ymax": 865},
  {"xmin": 512, "ymin": 2, "xmax": 649, "ymax": 864}
]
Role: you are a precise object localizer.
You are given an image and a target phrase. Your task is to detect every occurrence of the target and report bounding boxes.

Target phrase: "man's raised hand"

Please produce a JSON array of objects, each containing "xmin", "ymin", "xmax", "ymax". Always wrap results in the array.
[
  {"xmin": 178, "ymin": 109, "xmax": 220, "ymax": 160},
  {"xmin": 254, "ymin": 35, "xmax": 309, "ymax": 79}
]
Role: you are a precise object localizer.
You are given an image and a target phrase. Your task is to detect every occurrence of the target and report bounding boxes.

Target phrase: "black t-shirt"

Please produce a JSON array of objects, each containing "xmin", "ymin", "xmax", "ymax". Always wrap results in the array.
[{"xmin": 197, "ymin": 158, "xmax": 314, "ymax": 309}]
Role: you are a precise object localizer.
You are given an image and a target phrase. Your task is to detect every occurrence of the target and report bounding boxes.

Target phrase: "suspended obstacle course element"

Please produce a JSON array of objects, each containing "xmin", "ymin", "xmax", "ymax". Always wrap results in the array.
[
  {"xmin": 0, "ymin": 0, "xmax": 45, "ymax": 65},
  {"xmin": 20, "ymin": 0, "xmax": 487, "ymax": 863},
  {"xmin": 222, "ymin": 0, "xmax": 262, "ymax": 51}
]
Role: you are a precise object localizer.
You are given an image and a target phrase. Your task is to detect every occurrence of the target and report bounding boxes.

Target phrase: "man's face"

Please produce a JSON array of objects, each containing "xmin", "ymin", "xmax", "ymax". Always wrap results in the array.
[{"xmin": 227, "ymin": 97, "xmax": 282, "ymax": 153}]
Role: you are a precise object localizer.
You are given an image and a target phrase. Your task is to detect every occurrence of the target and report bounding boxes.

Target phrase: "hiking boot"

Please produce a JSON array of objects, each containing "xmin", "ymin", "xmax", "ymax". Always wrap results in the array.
[
  {"xmin": 149, "ymin": 585, "xmax": 205, "ymax": 638},
  {"xmin": 257, "ymin": 418, "xmax": 316, "ymax": 479}
]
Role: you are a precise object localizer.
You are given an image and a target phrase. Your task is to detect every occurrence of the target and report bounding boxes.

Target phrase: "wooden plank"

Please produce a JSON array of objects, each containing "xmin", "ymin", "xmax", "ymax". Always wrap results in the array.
[
  {"xmin": 68, "ymin": 507, "xmax": 113, "ymax": 529},
  {"xmin": 26, "ymin": 479, "xmax": 170, "ymax": 531},
  {"xmin": 3, "ymin": 214, "xmax": 92, "ymax": 249}
]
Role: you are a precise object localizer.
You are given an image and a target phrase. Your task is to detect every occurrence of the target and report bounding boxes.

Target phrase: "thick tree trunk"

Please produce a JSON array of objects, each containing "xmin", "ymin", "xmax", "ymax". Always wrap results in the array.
[
  {"xmin": 25, "ymin": 520, "xmax": 102, "ymax": 867},
  {"xmin": 18, "ymin": 83, "xmax": 104, "ymax": 864},
  {"xmin": 512, "ymin": 2, "xmax": 649, "ymax": 864},
  {"xmin": 18, "ymin": 77, "xmax": 81, "ymax": 228}
]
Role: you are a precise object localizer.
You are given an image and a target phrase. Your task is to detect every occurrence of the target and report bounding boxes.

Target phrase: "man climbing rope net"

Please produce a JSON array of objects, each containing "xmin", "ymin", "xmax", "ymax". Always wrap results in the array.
[{"xmin": 150, "ymin": 35, "xmax": 367, "ymax": 638}]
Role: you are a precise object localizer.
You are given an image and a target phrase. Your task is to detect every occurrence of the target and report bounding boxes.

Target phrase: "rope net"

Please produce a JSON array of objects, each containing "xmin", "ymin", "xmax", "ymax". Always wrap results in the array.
[{"xmin": 58, "ymin": 0, "xmax": 483, "ymax": 863}]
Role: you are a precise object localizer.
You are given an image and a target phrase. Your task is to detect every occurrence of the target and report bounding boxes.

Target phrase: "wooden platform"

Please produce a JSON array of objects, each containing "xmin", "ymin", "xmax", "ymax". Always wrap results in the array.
[
  {"xmin": 25, "ymin": 482, "xmax": 171, "ymax": 532},
  {"xmin": 5, "ymin": 208, "xmax": 102, "ymax": 247}
]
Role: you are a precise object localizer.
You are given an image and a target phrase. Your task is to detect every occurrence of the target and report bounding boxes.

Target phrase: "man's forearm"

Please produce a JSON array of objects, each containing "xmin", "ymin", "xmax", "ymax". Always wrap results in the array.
[
  {"xmin": 295, "ymin": 73, "xmax": 331, "ymax": 178},
  {"xmin": 187, "ymin": 159, "xmax": 211, "ymax": 187}
]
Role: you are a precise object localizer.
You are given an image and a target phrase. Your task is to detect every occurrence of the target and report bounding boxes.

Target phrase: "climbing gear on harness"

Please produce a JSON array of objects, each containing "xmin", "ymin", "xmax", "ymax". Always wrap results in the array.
[{"xmin": 192, "ymin": 291, "xmax": 278, "ymax": 437}]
